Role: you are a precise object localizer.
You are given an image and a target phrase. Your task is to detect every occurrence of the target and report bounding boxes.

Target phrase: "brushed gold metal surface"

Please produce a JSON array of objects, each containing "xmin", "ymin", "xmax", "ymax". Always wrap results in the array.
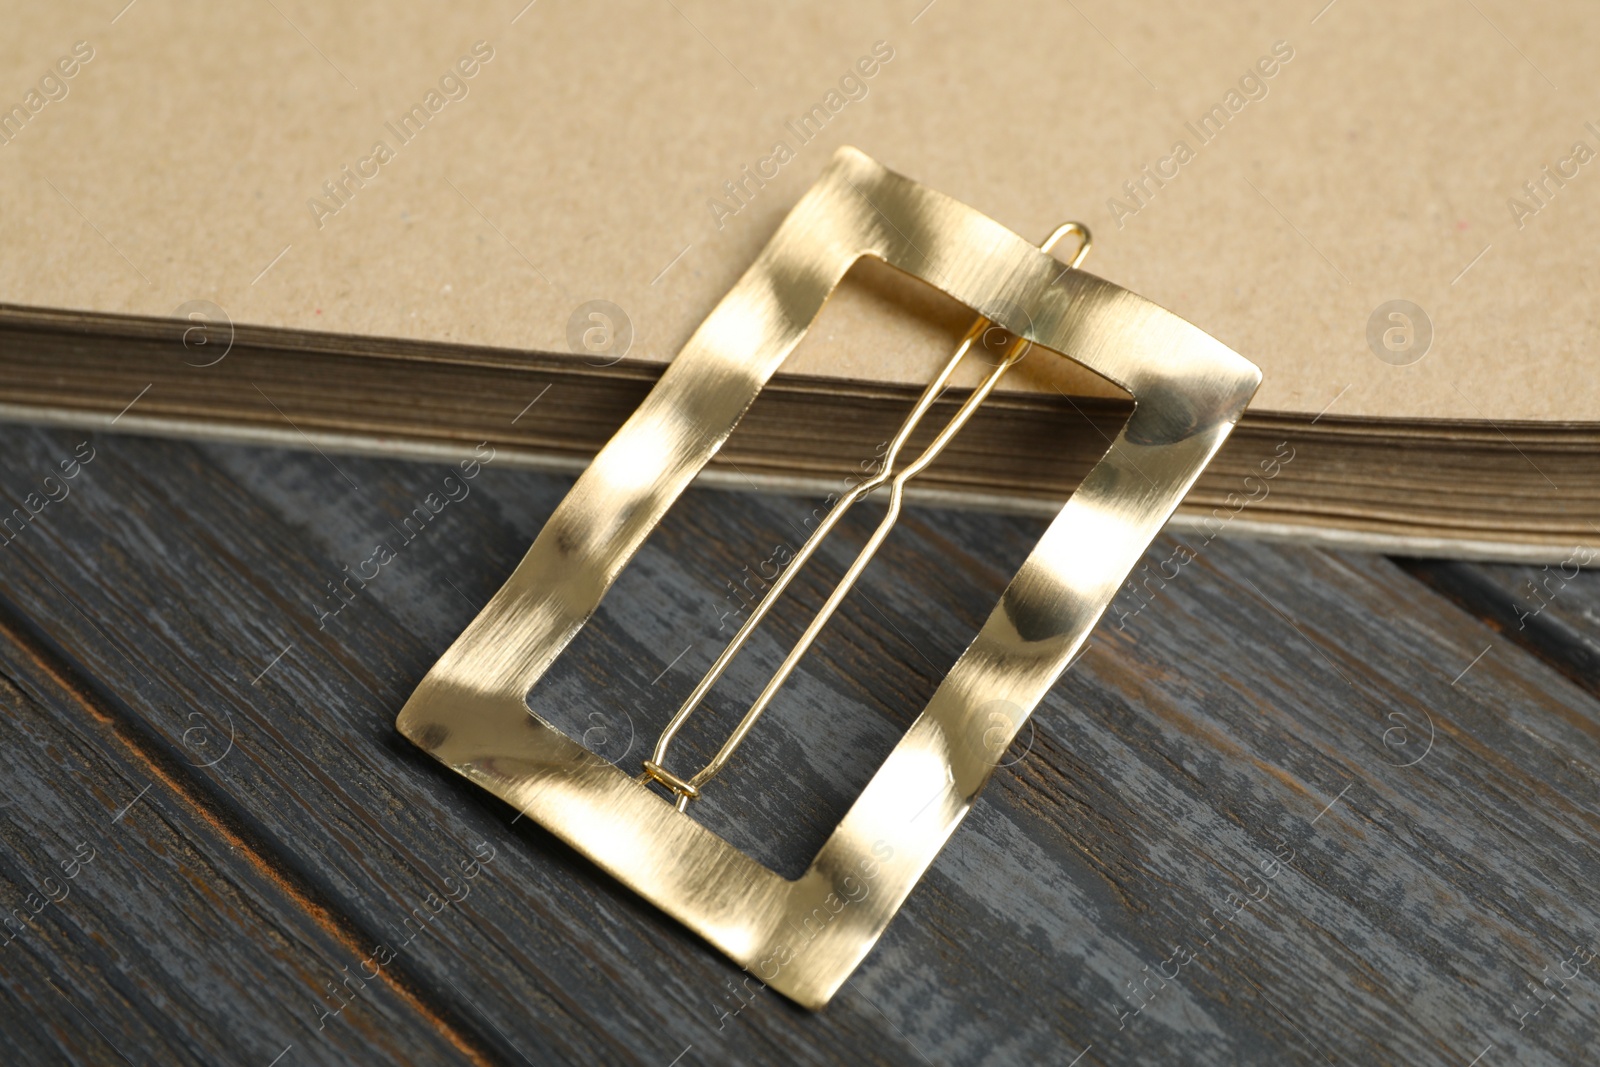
[
  {"xmin": 397, "ymin": 147, "xmax": 1260, "ymax": 1009},
  {"xmin": 643, "ymin": 221, "xmax": 1092, "ymax": 810}
]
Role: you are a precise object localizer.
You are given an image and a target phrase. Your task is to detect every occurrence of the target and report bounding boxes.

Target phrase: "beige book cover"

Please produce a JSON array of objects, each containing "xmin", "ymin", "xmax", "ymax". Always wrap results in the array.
[{"xmin": 0, "ymin": 0, "xmax": 1594, "ymax": 422}]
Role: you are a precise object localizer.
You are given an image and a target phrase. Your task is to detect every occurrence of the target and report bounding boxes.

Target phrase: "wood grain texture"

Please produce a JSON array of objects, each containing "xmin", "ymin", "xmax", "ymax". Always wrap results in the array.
[
  {"xmin": 0, "ymin": 612, "xmax": 476, "ymax": 1067},
  {"xmin": 0, "ymin": 422, "xmax": 1596, "ymax": 1066},
  {"xmin": 1402, "ymin": 555, "xmax": 1600, "ymax": 703}
]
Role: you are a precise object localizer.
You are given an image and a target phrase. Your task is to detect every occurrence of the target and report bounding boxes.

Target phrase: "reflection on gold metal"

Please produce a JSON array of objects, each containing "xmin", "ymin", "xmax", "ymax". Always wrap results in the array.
[
  {"xmin": 642, "ymin": 222, "xmax": 1091, "ymax": 811},
  {"xmin": 397, "ymin": 148, "xmax": 1259, "ymax": 1009}
]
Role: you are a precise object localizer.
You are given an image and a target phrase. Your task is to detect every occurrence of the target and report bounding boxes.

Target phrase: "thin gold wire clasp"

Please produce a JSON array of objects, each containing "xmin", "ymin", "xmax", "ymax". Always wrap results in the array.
[{"xmin": 639, "ymin": 221, "xmax": 1092, "ymax": 811}]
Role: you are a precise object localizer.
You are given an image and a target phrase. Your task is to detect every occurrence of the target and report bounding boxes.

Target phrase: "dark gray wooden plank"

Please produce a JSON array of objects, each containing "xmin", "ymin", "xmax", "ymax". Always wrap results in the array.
[
  {"xmin": 0, "ymin": 607, "xmax": 474, "ymax": 1066},
  {"xmin": 1, "ymin": 422, "xmax": 1597, "ymax": 1066},
  {"xmin": 0, "ymin": 424, "xmax": 904, "ymax": 1067},
  {"xmin": 1046, "ymin": 539, "xmax": 1600, "ymax": 1066},
  {"xmin": 1402, "ymin": 555, "xmax": 1600, "ymax": 702}
]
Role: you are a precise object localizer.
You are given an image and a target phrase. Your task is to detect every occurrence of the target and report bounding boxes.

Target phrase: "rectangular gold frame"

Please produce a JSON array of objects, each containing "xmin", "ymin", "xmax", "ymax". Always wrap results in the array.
[{"xmin": 397, "ymin": 147, "xmax": 1259, "ymax": 1009}]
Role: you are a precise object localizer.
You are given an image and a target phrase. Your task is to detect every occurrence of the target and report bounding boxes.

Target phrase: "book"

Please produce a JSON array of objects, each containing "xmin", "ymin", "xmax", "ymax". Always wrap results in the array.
[{"xmin": 1, "ymin": 0, "xmax": 1594, "ymax": 561}]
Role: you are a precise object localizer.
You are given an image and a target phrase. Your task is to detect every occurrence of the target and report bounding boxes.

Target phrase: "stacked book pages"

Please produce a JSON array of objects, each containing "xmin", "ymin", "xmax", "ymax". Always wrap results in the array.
[{"xmin": 2, "ymin": 0, "xmax": 1593, "ymax": 562}]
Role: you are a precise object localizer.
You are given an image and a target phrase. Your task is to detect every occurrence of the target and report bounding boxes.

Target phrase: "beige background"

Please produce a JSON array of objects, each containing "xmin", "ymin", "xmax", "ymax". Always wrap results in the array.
[{"xmin": 1, "ymin": 0, "xmax": 1595, "ymax": 420}]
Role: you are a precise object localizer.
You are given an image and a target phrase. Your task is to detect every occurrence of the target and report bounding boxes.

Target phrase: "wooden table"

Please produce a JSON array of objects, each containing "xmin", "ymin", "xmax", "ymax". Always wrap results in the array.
[{"xmin": 0, "ymin": 423, "xmax": 1594, "ymax": 1066}]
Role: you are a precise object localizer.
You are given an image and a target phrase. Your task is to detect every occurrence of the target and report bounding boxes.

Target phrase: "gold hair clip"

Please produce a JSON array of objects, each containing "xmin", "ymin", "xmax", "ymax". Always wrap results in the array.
[{"xmin": 398, "ymin": 147, "xmax": 1259, "ymax": 1009}]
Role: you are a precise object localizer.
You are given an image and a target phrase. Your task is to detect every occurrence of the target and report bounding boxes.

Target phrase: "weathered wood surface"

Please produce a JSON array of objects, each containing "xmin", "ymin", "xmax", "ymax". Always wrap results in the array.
[
  {"xmin": 1404, "ymin": 556, "xmax": 1600, "ymax": 703},
  {"xmin": 0, "ymin": 422, "xmax": 1596, "ymax": 1066},
  {"xmin": 0, "ymin": 619, "xmax": 472, "ymax": 1067}
]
